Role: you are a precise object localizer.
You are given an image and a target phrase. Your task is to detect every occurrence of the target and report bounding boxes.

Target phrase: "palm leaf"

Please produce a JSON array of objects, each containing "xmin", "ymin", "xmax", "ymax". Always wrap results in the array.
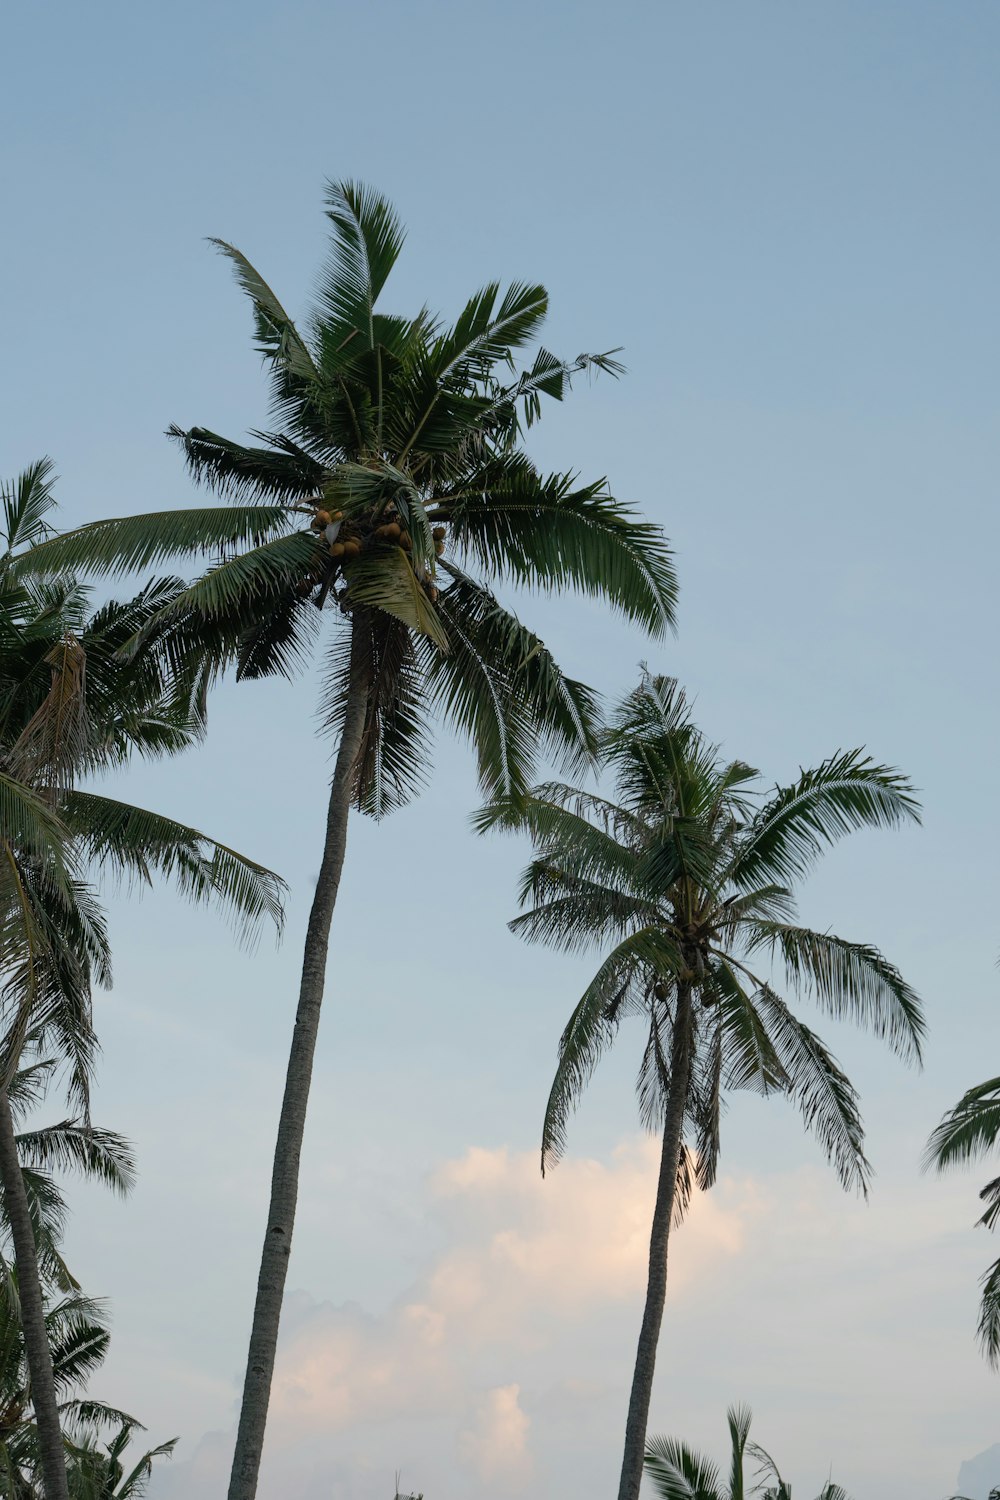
[
  {"xmin": 643, "ymin": 1435, "xmax": 721, "ymax": 1500},
  {"xmin": 732, "ymin": 751, "xmax": 921, "ymax": 889},
  {"xmin": 12, "ymin": 507, "xmax": 294, "ymax": 581},
  {"xmin": 749, "ymin": 922, "xmax": 924, "ymax": 1066},
  {"xmin": 925, "ymin": 1078, "xmax": 1000, "ymax": 1170}
]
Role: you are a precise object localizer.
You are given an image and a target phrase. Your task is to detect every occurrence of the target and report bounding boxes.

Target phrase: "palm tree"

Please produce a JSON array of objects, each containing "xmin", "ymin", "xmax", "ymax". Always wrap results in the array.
[
  {"xmin": 1, "ymin": 463, "xmax": 284, "ymax": 1500},
  {"xmin": 0, "ymin": 1281, "xmax": 132, "ymax": 1497},
  {"xmin": 925, "ymin": 1074, "xmax": 1000, "ymax": 1365},
  {"xmin": 62, "ymin": 1423, "xmax": 175, "ymax": 1500},
  {"xmin": 1, "ymin": 1056, "xmax": 134, "ymax": 1297},
  {"xmin": 0, "ymin": 1271, "xmax": 173, "ymax": 1500},
  {"xmin": 489, "ymin": 676, "xmax": 923, "ymax": 1500},
  {"xmin": 14, "ymin": 182, "xmax": 678, "ymax": 1500},
  {"xmin": 644, "ymin": 1404, "xmax": 851, "ymax": 1500}
]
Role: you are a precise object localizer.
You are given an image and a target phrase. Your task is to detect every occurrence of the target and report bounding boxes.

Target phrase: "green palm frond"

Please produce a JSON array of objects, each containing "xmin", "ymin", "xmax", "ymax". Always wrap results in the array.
[
  {"xmin": 753, "ymin": 986, "xmax": 870, "ymax": 1195},
  {"xmin": 978, "ymin": 1255, "xmax": 1000, "ymax": 1368},
  {"xmin": 727, "ymin": 1402, "xmax": 753, "ymax": 1500},
  {"xmin": 542, "ymin": 928, "xmax": 684, "ymax": 1172},
  {"xmin": 428, "ymin": 567, "xmax": 599, "ymax": 799},
  {"xmin": 731, "ymin": 751, "xmax": 920, "ymax": 890},
  {"xmin": 168, "ymin": 426, "xmax": 325, "ymax": 502},
  {"xmin": 12, "ymin": 506, "xmax": 294, "ymax": 581},
  {"xmin": 61, "ymin": 792, "xmax": 285, "ymax": 946},
  {"xmin": 438, "ymin": 459, "xmax": 677, "ymax": 637},
  {"xmin": 925, "ymin": 1078, "xmax": 1000, "ymax": 1170},
  {"xmin": 712, "ymin": 961, "xmax": 785, "ymax": 1096},
  {"xmin": 1, "ymin": 459, "xmax": 58, "ymax": 556},
  {"xmin": 342, "ymin": 548, "xmax": 448, "ymax": 648},
  {"xmin": 208, "ymin": 240, "xmax": 319, "ymax": 384},
  {"xmin": 316, "ymin": 179, "xmax": 406, "ymax": 352},
  {"xmin": 643, "ymin": 1434, "xmax": 721, "ymax": 1499},
  {"xmin": 749, "ymin": 922, "xmax": 924, "ymax": 1066},
  {"xmin": 15, "ymin": 1122, "xmax": 135, "ymax": 1196}
]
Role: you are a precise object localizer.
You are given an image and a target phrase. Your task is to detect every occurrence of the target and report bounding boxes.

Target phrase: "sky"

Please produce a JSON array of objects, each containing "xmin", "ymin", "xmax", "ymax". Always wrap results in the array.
[{"xmin": 3, "ymin": 1, "xmax": 1000, "ymax": 1495}]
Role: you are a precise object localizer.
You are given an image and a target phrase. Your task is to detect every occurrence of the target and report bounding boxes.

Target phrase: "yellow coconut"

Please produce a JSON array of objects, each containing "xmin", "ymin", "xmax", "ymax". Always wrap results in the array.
[{"xmin": 329, "ymin": 541, "xmax": 346, "ymax": 559}]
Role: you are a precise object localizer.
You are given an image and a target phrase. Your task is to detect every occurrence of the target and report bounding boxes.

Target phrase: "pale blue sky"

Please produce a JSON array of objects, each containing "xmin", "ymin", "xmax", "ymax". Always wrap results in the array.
[{"xmin": 4, "ymin": 4, "xmax": 1000, "ymax": 1497}]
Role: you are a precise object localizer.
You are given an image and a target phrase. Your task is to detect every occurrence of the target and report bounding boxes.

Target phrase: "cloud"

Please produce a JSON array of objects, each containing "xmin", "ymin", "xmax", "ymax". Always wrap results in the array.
[
  {"xmin": 153, "ymin": 1136, "xmax": 751, "ymax": 1500},
  {"xmin": 459, "ymin": 1384, "xmax": 531, "ymax": 1485}
]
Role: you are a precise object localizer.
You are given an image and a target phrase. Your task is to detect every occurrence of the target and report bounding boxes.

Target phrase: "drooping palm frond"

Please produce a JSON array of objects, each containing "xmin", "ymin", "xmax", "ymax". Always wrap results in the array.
[
  {"xmin": 542, "ymin": 928, "xmax": 685, "ymax": 1173},
  {"xmin": 925, "ymin": 1077, "xmax": 1000, "ymax": 1170},
  {"xmin": 751, "ymin": 985, "xmax": 870, "ymax": 1196},
  {"xmin": 731, "ymin": 751, "xmax": 920, "ymax": 890},
  {"xmin": 61, "ymin": 792, "xmax": 286, "ymax": 947},
  {"xmin": 437, "ymin": 458, "xmax": 677, "ymax": 638},
  {"xmin": 749, "ymin": 922, "xmax": 924, "ymax": 1066},
  {"xmin": 424, "ymin": 570, "xmax": 599, "ymax": 801}
]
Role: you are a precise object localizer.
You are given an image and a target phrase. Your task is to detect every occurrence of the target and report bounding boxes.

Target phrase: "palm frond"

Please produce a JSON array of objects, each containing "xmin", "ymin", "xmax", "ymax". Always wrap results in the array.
[
  {"xmin": 316, "ymin": 179, "xmax": 406, "ymax": 351},
  {"xmin": 1, "ymin": 459, "xmax": 58, "ymax": 556},
  {"xmin": 749, "ymin": 922, "xmax": 924, "ymax": 1067},
  {"xmin": 61, "ymin": 792, "xmax": 285, "ymax": 946},
  {"xmin": 439, "ymin": 459, "xmax": 677, "ymax": 637},
  {"xmin": 753, "ymin": 986, "xmax": 870, "ymax": 1196},
  {"xmin": 643, "ymin": 1434, "xmax": 721, "ymax": 1499},
  {"xmin": 925, "ymin": 1078, "xmax": 1000, "ymax": 1171},
  {"xmin": 731, "ymin": 751, "xmax": 921, "ymax": 889},
  {"xmin": 11, "ymin": 507, "xmax": 294, "ymax": 581}
]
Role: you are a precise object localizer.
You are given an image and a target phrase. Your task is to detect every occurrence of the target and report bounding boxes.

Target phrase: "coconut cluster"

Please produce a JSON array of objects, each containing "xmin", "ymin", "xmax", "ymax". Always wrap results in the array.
[{"xmin": 298, "ymin": 502, "xmax": 447, "ymax": 607}]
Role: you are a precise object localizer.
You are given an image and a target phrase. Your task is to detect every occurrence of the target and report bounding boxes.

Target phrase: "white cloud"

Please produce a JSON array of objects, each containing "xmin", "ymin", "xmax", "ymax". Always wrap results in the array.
[{"xmin": 459, "ymin": 1384, "xmax": 532, "ymax": 1485}]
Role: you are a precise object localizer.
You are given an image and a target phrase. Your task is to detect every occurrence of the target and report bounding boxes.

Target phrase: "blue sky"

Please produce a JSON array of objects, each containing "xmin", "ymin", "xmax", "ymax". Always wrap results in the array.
[{"xmin": 4, "ymin": 3, "xmax": 1000, "ymax": 1496}]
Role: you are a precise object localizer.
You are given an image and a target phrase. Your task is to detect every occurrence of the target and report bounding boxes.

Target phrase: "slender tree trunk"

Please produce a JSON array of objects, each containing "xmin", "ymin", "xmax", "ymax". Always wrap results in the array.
[
  {"xmin": 0, "ymin": 1089, "xmax": 69, "ymax": 1500},
  {"xmin": 617, "ymin": 984, "xmax": 694, "ymax": 1500},
  {"xmin": 227, "ymin": 621, "xmax": 371, "ymax": 1500}
]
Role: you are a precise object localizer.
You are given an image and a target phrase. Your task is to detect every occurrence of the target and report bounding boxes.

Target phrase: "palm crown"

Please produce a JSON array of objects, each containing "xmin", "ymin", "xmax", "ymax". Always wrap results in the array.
[
  {"xmin": 497, "ymin": 675, "xmax": 924, "ymax": 1190},
  {"xmin": 14, "ymin": 181, "xmax": 677, "ymax": 813}
]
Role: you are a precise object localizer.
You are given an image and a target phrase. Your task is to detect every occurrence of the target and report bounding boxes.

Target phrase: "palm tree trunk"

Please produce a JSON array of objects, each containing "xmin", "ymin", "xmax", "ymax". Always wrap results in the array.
[
  {"xmin": 0, "ymin": 1089, "xmax": 69, "ymax": 1500},
  {"xmin": 227, "ymin": 620, "xmax": 371, "ymax": 1500},
  {"xmin": 617, "ymin": 984, "xmax": 694, "ymax": 1500}
]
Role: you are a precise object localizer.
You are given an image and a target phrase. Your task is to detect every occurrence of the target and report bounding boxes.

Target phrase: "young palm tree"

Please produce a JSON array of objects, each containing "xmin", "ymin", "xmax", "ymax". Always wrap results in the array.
[
  {"xmin": 62, "ymin": 1421, "xmax": 175, "ymax": 1500},
  {"xmin": 1, "ymin": 464, "xmax": 284, "ymax": 1500},
  {"xmin": 15, "ymin": 183, "xmax": 678, "ymax": 1500},
  {"xmin": 0, "ymin": 1281, "xmax": 131, "ymax": 1497},
  {"xmin": 489, "ymin": 676, "xmax": 923, "ymax": 1500},
  {"xmin": 644, "ymin": 1404, "xmax": 851, "ymax": 1500},
  {"xmin": 925, "ymin": 1074, "xmax": 1000, "ymax": 1364}
]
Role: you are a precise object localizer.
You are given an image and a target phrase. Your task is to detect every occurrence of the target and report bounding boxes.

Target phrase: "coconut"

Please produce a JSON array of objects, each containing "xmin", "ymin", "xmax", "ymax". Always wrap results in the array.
[
  {"xmin": 385, "ymin": 522, "xmax": 402, "ymax": 541},
  {"xmin": 342, "ymin": 539, "xmax": 362, "ymax": 558},
  {"xmin": 399, "ymin": 529, "xmax": 412, "ymax": 550},
  {"xmin": 434, "ymin": 538, "xmax": 445, "ymax": 556},
  {"xmin": 432, "ymin": 526, "xmax": 447, "ymax": 541},
  {"xmin": 329, "ymin": 541, "xmax": 346, "ymax": 559},
  {"xmin": 315, "ymin": 509, "xmax": 332, "ymax": 527}
]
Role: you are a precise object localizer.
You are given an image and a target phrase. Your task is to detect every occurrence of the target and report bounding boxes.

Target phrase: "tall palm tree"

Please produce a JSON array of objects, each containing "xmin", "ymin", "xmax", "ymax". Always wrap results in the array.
[
  {"xmin": 1, "ymin": 463, "xmax": 284, "ymax": 1500},
  {"xmin": 15, "ymin": 182, "xmax": 678, "ymax": 1500},
  {"xmin": 489, "ymin": 676, "xmax": 923, "ymax": 1500},
  {"xmin": 644, "ymin": 1404, "xmax": 851, "ymax": 1500},
  {"xmin": 925, "ymin": 1073, "xmax": 1000, "ymax": 1364}
]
